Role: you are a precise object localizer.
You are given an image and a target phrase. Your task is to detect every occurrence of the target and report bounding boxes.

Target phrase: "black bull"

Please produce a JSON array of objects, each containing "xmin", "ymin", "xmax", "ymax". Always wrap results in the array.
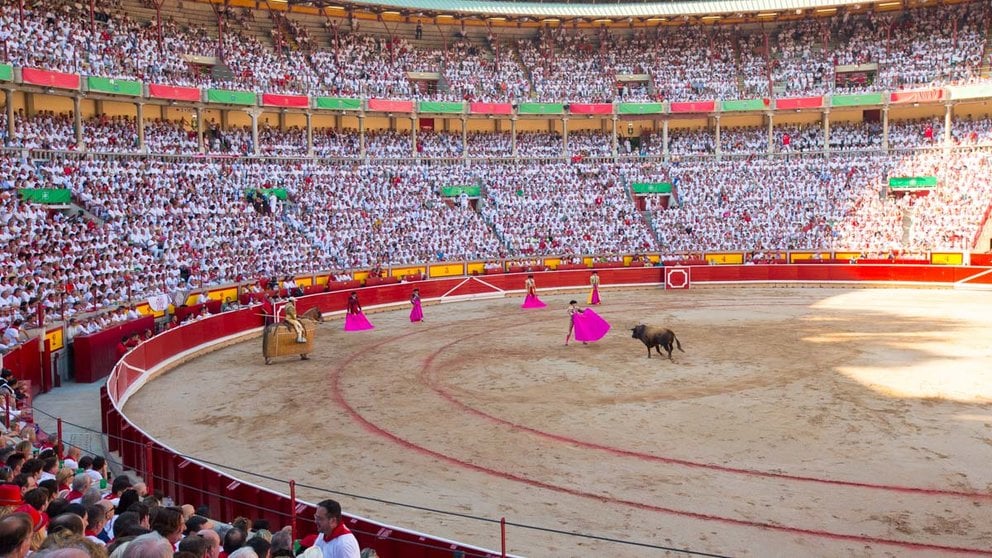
[{"xmin": 631, "ymin": 324, "xmax": 684, "ymax": 360}]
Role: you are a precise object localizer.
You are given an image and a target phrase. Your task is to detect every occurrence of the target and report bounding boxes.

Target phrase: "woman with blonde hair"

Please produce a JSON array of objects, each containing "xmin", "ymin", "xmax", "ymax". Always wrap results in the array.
[{"xmin": 55, "ymin": 467, "xmax": 75, "ymax": 498}]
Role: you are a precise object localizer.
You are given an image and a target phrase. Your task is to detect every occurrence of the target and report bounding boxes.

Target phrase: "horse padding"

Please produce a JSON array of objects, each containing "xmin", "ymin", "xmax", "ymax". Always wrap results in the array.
[{"xmin": 262, "ymin": 321, "xmax": 317, "ymax": 362}]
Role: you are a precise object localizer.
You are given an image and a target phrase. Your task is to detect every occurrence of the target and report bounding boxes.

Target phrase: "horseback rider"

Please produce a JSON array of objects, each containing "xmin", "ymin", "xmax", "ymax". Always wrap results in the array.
[{"xmin": 284, "ymin": 297, "xmax": 307, "ymax": 343}]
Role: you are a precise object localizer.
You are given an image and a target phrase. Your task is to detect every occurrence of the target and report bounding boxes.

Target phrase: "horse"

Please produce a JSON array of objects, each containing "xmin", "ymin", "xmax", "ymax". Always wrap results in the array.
[{"xmin": 262, "ymin": 306, "xmax": 323, "ymax": 364}]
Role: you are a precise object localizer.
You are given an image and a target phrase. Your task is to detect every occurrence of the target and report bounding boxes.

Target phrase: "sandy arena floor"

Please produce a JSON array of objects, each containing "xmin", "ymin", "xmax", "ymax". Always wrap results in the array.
[{"xmin": 123, "ymin": 287, "xmax": 992, "ymax": 558}]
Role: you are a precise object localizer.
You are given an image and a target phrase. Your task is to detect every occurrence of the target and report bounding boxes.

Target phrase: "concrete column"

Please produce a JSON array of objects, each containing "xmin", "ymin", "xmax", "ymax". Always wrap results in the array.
[
  {"xmin": 611, "ymin": 115, "xmax": 618, "ymax": 157},
  {"xmin": 662, "ymin": 118, "xmax": 669, "ymax": 160},
  {"xmin": 305, "ymin": 111, "xmax": 313, "ymax": 157},
  {"xmin": 278, "ymin": 110, "xmax": 286, "ymax": 132},
  {"xmin": 411, "ymin": 115, "xmax": 417, "ymax": 157},
  {"xmin": 135, "ymin": 102, "xmax": 145, "ymax": 151},
  {"xmin": 944, "ymin": 102, "xmax": 953, "ymax": 147},
  {"xmin": 562, "ymin": 117, "xmax": 569, "ymax": 157},
  {"xmin": 714, "ymin": 114, "xmax": 721, "ymax": 159},
  {"xmin": 766, "ymin": 111, "xmax": 774, "ymax": 154},
  {"xmin": 882, "ymin": 107, "xmax": 889, "ymax": 151},
  {"xmin": 511, "ymin": 116, "xmax": 517, "ymax": 157},
  {"xmin": 461, "ymin": 116, "xmax": 468, "ymax": 160},
  {"xmin": 249, "ymin": 110, "xmax": 260, "ymax": 156},
  {"xmin": 196, "ymin": 107, "xmax": 205, "ymax": 154},
  {"xmin": 359, "ymin": 114, "xmax": 366, "ymax": 158},
  {"xmin": 73, "ymin": 96, "xmax": 83, "ymax": 149},
  {"xmin": 822, "ymin": 108, "xmax": 830, "ymax": 154},
  {"xmin": 5, "ymin": 90, "xmax": 15, "ymax": 144}
]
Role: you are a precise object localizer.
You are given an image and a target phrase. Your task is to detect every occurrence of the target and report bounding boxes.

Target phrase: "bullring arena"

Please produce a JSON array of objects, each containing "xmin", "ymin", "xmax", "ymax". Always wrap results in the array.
[
  {"xmin": 5, "ymin": 0, "xmax": 992, "ymax": 556},
  {"xmin": 117, "ymin": 279, "xmax": 992, "ymax": 558}
]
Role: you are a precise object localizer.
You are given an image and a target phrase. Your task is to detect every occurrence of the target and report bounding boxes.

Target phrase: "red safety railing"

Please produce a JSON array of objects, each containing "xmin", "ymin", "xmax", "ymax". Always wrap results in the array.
[{"xmin": 98, "ymin": 265, "xmax": 991, "ymax": 557}]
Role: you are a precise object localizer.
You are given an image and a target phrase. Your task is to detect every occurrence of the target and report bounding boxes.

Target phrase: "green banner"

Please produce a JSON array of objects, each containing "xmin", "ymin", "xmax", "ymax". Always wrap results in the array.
[
  {"xmin": 87, "ymin": 76, "xmax": 142, "ymax": 96},
  {"xmin": 206, "ymin": 89, "xmax": 257, "ymax": 106},
  {"xmin": 441, "ymin": 186, "xmax": 481, "ymax": 197},
  {"xmin": 632, "ymin": 183, "xmax": 672, "ymax": 194},
  {"xmin": 831, "ymin": 93, "xmax": 884, "ymax": 107},
  {"xmin": 418, "ymin": 101, "xmax": 464, "ymax": 114},
  {"xmin": 721, "ymin": 98, "xmax": 768, "ymax": 112},
  {"xmin": 889, "ymin": 176, "xmax": 937, "ymax": 189},
  {"xmin": 518, "ymin": 103, "xmax": 564, "ymax": 115},
  {"xmin": 316, "ymin": 97, "xmax": 362, "ymax": 110},
  {"xmin": 617, "ymin": 103, "xmax": 664, "ymax": 115},
  {"xmin": 247, "ymin": 188, "xmax": 288, "ymax": 200},
  {"xmin": 0, "ymin": 64, "xmax": 12, "ymax": 82},
  {"xmin": 19, "ymin": 188, "xmax": 71, "ymax": 204}
]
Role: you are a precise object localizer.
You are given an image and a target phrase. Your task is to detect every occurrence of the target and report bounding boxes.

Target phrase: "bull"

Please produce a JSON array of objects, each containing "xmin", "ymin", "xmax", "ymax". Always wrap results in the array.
[{"xmin": 631, "ymin": 324, "xmax": 684, "ymax": 360}]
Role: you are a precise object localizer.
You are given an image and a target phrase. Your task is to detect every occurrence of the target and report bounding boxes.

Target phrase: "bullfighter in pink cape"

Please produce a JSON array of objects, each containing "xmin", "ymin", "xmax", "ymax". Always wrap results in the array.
[
  {"xmin": 588, "ymin": 271, "xmax": 601, "ymax": 305},
  {"xmin": 409, "ymin": 288, "xmax": 424, "ymax": 322},
  {"xmin": 565, "ymin": 300, "xmax": 610, "ymax": 345},
  {"xmin": 344, "ymin": 291, "xmax": 375, "ymax": 331},
  {"xmin": 521, "ymin": 274, "xmax": 547, "ymax": 309}
]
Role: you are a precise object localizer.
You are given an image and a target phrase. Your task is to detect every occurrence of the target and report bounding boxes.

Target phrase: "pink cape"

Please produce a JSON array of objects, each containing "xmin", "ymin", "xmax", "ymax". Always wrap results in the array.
[
  {"xmin": 588, "ymin": 285, "xmax": 601, "ymax": 305},
  {"xmin": 344, "ymin": 312, "xmax": 375, "ymax": 331},
  {"xmin": 410, "ymin": 300, "xmax": 424, "ymax": 322},
  {"xmin": 573, "ymin": 309, "xmax": 610, "ymax": 343},
  {"xmin": 521, "ymin": 294, "xmax": 547, "ymax": 309}
]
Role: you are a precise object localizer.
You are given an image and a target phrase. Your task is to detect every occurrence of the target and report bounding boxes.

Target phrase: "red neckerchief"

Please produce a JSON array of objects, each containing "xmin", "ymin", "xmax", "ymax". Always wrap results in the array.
[{"xmin": 322, "ymin": 521, "xmax": 352, "ymax": 543}]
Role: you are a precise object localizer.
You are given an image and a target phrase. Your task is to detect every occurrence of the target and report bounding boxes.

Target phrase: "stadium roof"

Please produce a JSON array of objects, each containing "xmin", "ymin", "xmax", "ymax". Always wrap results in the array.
[{"xmin": 288, "ymin": 0, "xmax": 881, "ymax": 19}]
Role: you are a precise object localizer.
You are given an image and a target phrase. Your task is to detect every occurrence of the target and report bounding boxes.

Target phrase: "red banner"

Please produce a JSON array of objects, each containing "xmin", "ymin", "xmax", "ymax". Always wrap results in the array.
[
  {"xmin": 890, "ymin": 89, "xmax": 945, "ymax": 104},
  {"xmin": 774, "ymin": 96, "xmax": 823, "ymax": 110},
  {"xmin": 21, "ymin": 68, "xmax": 80, "ymax": 90},
  {"xmin": 670, "ymin": 100, "xmax": 716, "ymax": 113},
  {"xmin": 469, "ymin": 102, "xmax": 513, "ymax": 115},
  {"xmin": 367, "ymin": 99, "xmax": 414, "ymax": 112},
  {"xmin": 261, "ymin": 93, "xmax": 309, "ymax": 108},
  {"xmin": 569, "ymin": 103, "xmax": 613, "ymax": 115},
  {"xmin": 148, "ymin": 84, "xmax": 201, "ymax": 102}
]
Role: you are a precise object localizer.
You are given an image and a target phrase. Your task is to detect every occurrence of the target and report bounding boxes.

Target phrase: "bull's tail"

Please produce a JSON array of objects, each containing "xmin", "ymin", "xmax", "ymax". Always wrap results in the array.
[{"xmin": 673, "ymin": 333, "xmax": 684, "ymax": 353}]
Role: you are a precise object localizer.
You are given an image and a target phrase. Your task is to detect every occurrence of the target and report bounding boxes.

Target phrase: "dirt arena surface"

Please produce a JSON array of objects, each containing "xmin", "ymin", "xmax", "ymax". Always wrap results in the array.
[{"xmin": 124, "ymin": 287, "xmax": 992, "ymax": 558}]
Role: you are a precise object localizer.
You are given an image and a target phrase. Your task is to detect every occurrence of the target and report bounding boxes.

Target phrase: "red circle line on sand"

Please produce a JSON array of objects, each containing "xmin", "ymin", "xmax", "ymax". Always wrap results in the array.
[
  {"xmin": 419, "ymin": 323, "xmax": 992, "ymax": 501},
  {"xmin": 329, "ymin": 327, "xmax": 992, "ymax": 555}
]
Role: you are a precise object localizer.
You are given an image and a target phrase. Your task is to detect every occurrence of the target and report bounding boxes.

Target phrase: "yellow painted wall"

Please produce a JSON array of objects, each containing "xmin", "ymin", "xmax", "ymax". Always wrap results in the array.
[
  {"xmin": 772, "ymin": 112, "xmax": 820, "ymax": 125},
  {"xmin": 707, "ymin": 253, "xmax": 744, "ymax": 264},
  {"xmin": 790, "ymin": 252, "xmax": 816, "ymax": 262},
  {"xmin": 544, "ymin": 257, "xmax": 561, "ymax": 269},
  {"xmin": 429, "ymin": 263, "xmax": 465, "ymax": 277},
  {"xmin": 228, "ymin": 111, "xmax": 252, "ymax": 127},
  {"xmin": 954, "ymin": 101, "xmax": 992, "ymax": 119},
  {"xmin": 931, "ymin": 252, "xmax": 964, "ymax": 265},
  {"xmin": 164, "ymin": 106, "xmax": 197, "ymax": 123},
  {"xmin": 390, "ymin": 265, "xmax": 426, "ymax": 278},
  {"xmin": 363, "ymin": 116, "xmax": 389, "ymax": 131},
  {"xmin": 568, "ymin": 118, "xmax": 607, "ymax": 131},
  {"xmin": 312, "ymin": 114, "xmax": 336, "ymax": 129},
  {"xmin": 45, "ymin": 328, "xmax": 64, "ymax": 351},
  {"xmin": 34, "ymin": 94, "xmax": 74, "ymax": 114},
  {"xmin": 888, "ymin": 104, "xmax": 944, "ymax": 120},
  {"xmin": 827, "ymin": 109, "xmax": 863, "ymax": 124},
  {"xmin": 668, "ymin": 117, "xmax": 708, "ymax": 130},
  {"xmin": 466, "ymin": 119, "xmax": 499, "ymax": 133},
  {"xmin": 88, "ymin": 100, "xmax": 137, "ymax": 118},
  {"xmin": 720, "ymin": 114, "xmax": 763, "ymax": 127},
  {"xmin": 466, "ymin": 262, "xmax": 486, "ymax": 275}
]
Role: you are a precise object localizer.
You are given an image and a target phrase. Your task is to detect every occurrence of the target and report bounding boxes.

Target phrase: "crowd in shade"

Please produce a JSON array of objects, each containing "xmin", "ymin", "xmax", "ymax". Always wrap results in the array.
[
  {"xmin": 0, "ymin": 0, "xmax": 988, "ymax": 101},
  {"xmin": 0, "ymin": 413, "xmax": 368, "ymax": 558},
  {"xmin": 3, "ymin": 109, "xmax": 976, "ymax": 159}
]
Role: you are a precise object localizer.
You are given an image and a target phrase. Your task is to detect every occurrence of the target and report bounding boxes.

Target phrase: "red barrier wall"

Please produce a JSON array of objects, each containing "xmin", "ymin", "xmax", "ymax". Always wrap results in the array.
[
  {"xmin": 74, "ymin": 316, "xmax": 156, "ymax": 383},
  {"xmin": 3, "ymin": 342, "xmax": 42, "ymax": 396},
  {"xmin": 102, "ymin": 265, "xmax": 991, "ymax": 557}
]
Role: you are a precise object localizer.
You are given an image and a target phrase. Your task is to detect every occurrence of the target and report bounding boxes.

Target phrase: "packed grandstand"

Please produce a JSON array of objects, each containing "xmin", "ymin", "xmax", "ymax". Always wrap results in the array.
[{"xmin": 1, "ymin": 0, "xmax": 992, "ymax": 554}]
